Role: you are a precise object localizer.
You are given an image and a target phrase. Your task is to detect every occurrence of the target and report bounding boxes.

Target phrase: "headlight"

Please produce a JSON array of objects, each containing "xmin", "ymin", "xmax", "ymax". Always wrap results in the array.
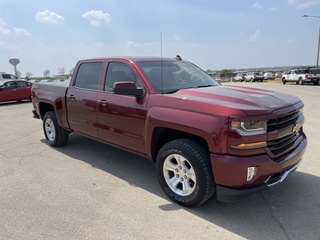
[{"xmin": 231, "ymin": 120, "xmax": 267, "ymax": 136}]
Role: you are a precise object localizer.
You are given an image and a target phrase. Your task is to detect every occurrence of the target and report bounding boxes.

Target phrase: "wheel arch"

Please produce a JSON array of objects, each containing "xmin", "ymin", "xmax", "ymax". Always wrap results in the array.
[{"xmin": 151, "ymin": 127, "xmax": 209, "ymax": 162}]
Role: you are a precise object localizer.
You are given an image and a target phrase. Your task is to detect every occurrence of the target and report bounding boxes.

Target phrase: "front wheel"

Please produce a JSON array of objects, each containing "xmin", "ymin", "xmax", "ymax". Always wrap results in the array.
[
  {"xmin": 43, "ymin": 111, "xmax": 69, "ymax": 147},
  {"xmin": 156, "ymin": 139, "xmax": 215, "ymax": 207},
  {"xmin": 282, "ymin": 78, "xmax": 286, "ymax": 84}
]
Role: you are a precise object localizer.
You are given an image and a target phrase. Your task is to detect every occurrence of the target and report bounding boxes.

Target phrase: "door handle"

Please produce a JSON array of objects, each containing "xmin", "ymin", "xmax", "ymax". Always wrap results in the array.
[
  {"xmin": 70, "ymin": 95, "xmax": 75, "ymax": 100},
  {"xmin": 98, "ymin": 99, "xmax": 108, "ymax": 107}
]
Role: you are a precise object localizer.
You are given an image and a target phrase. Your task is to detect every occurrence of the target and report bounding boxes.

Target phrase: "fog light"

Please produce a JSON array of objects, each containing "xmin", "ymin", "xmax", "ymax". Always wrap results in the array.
[{"xmin": 247, "ymin": 167, "xmax": 257, "ymax": 182}]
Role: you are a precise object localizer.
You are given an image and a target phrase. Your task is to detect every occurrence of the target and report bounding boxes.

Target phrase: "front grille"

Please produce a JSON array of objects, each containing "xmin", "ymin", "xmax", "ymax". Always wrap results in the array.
[
  {"xmin": 267, "ymin": 132, "xmax": 298, "ymax": 153},
  {"xmin": 266, "ymin": 109, "xmax": 302, "ymax": 156},
  {"xmin": 267, "ymin": 110, "xmax": 300, "ymax": 130}
]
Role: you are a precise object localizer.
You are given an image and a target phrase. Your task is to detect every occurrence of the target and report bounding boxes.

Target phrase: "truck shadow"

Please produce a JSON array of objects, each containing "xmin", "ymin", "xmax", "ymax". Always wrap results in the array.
[{"xmin": 45, "ymin": 134, "xmax": 320, "ymax": 240}]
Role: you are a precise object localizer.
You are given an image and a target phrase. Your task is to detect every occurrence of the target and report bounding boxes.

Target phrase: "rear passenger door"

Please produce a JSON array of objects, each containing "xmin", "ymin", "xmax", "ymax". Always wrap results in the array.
[
  {"xmin": 15, "ymin": 81, "xmax": 32, "ymax": 100},
  {"xmin": 96, "ymin": 61, "xmax": 148, "ymax": 154},
  {"xmin": 66, "ymin": 61, "xmax": 104, "ymax": 139}
]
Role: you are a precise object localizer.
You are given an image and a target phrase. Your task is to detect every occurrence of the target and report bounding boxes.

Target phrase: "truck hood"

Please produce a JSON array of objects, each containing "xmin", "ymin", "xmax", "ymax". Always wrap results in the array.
[{"xmin": 175, "ymin": 85, "xmax": 302, "ymax": 116}]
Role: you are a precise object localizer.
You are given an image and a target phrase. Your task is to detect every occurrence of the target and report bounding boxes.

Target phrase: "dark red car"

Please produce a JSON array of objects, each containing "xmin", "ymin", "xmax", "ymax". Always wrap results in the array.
[{"xmin": 0, "ymin": 79, "xmax": 32, "ymax": 103}]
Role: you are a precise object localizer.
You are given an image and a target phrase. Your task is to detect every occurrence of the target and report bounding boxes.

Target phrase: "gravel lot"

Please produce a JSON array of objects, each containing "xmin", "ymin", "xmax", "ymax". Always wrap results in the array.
[{"xmin": 0, "ymin": 82, "xmax": 319, "ymax": 240}]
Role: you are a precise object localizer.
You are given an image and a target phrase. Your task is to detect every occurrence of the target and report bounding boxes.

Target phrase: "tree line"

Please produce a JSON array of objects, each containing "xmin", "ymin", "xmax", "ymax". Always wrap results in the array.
[{"xmin": 15, "ymin": 67, "xmax": 74, "ymax": 79}]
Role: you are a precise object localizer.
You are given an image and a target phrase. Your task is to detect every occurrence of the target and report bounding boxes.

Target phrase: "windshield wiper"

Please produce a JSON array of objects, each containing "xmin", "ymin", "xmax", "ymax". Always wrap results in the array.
[{"xmin": 196, "ymin": 84, "xmax": 215, "ymax": 88}]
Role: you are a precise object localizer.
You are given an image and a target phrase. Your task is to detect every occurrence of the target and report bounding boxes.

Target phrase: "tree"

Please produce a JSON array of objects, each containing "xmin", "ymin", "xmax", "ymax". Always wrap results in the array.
[
  {"xmin": 58, "ymin": 67, "xmax": 66, "ymax": 76},
  {"xmin": 69, "ymin": 67, "xmax": 75, "ymax": 75},
  {"xmin": 16, "ymin": 70, "xmax": 21, "ymax": 78},
  {"xmin": 26, "ymin": 72, "xmax": 33, "ymax": 78},
  {"xmin": 43, "ymin": 69, "xmax": 50, "ymax": 78},
  {"xmin": 217, "ymin": 69, "xmax": 233, "ymax": 74}
]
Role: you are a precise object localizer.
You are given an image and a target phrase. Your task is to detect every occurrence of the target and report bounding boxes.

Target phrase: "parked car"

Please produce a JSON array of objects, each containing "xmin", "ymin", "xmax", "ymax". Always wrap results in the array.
[
  {"xmin": 274, "ymin": 72, "xmax": 282, "ymax": 79},
  {"xmin": 245, "ymin": 72, "xmax": 264, "ymax": 82},
  {"xmin": 0, "ymin": 72, "xmax": 18, "ymax": 80},
  {"xmin": 28, "ymin": 80, "xmax": 39, "ymax": 84},
  {"xmin": 263, "ymin": 72, "xmax": 273, "ymax": 80},
  {"xmin": 234, "ymin": 73, "xmax": 246, "ymax": 82},
  {"xmin": 0, "ymin": 79, "xmax": 32, "ymax": 103}
]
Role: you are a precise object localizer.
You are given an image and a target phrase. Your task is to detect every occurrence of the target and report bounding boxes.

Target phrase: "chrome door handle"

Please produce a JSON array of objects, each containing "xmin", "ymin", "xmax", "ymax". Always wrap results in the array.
[{"xmin": 98, "ymin": 99, "xmax": 108, "ymax": 107}]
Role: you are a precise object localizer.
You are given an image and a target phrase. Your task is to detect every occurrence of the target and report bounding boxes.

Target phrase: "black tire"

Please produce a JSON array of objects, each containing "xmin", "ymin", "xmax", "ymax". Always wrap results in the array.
[
  {"xmin": 156, "ymin": 139, "xmax": 215, "ymax": 207},
  {"xmin": 313, "ymin": 80, "xmax": 319, "ymax": 85},
  {"xmin": 282, "ymin": 78, "xmax": 286, "ymax": 84},
  {"xmin": 43, "ymin": 111, "xmax": 69, "ymax": 147},
  {"xmin": 299, "ymin": 78, "xmax": 304, "ymax": 85}
]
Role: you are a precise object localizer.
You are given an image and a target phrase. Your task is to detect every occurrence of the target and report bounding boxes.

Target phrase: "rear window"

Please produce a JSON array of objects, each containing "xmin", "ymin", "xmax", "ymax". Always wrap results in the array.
[{"xmin": 74, "ymin": 62, "xmax": 102, "ymax": 90}]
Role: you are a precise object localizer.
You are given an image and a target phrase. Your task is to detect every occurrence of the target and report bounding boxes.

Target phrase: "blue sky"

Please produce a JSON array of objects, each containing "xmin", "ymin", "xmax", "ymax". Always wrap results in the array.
[{"xmin": 1, "ymin": 0, "xmax": 320, "ymax": 77}]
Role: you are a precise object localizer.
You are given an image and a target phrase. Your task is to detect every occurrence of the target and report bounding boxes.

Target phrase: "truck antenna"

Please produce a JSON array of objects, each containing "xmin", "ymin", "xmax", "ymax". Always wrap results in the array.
[{"xmin": 160, "ymin": 32, "xmax": 163, "ymax": 95}]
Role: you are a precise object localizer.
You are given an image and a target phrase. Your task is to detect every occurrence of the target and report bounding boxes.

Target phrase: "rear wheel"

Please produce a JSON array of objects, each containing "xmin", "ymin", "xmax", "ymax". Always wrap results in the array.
[
  {"xmin": 156, "ymin": 139, "xmax": 215, "ymax": 207},
  {"xmin": 43, "ymin": 111, "xmax": 69, "ymax": 147},
  {"xmin": 313, "ymin": 80, "xmax": 319, "ymax": 85},
  {"xmin": 299, "ymin": 78, "xmax": 304, "ymax": 85}
]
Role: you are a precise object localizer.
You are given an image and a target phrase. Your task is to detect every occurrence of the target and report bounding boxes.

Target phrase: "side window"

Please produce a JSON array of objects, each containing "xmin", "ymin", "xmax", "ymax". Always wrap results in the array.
[
  {"xmin": 16, "ymin": 81, "xmax": 29, "ymax": 88},
  {"xmin": 3, "ymin": 82, "xmax": 16, "ymax": 89},
  {"xmin": 74, "ymin": 62, "xmax": 102, "ymax": 90},
  {"xmin": 104, "ymin": 62, "xmax": 142, "ymax": 92}
]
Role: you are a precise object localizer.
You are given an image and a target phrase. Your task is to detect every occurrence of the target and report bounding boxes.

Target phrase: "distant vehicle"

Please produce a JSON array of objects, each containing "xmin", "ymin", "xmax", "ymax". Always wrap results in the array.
[
  {"xmin": 28, "ymin": 80, "xmax": 39, "ymax": 84},
  {"xmin": 274, "ymin": 72, "xmax": 282, "ymax": 78},
  {"xmin": 245, "ymin": 72, "xmax": 264, "ymax": 82},
  {"xmin": 282, "ymin": 68, "xmax": 320, "ymax": 85},
  {"xmin": 52, "ymin": 79, "xmax": 65, "ymax": 83},
  {"xmin": 0, "ymin": 72, "xmax": 18, "ymax": 80},
  {"xmin": 234, "ymin": 73, "xmax": 246, "ymax": 82},
  {"xmin": 0, "ymin": 79, "xmax": 32, "ymax": 103},
  {"xmin": 38, "ymin": 79, "xmax": 53, "ymax": 83},
  {"xmin": 263, "ymin": 72, "xmax": 273, "ymax": 80}
]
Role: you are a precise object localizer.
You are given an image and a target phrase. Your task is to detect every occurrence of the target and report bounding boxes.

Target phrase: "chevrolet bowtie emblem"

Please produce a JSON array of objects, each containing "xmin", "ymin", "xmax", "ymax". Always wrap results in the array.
[{"xmin": 293, "ymin": 123, "xmax": 301, "ymax": 133}]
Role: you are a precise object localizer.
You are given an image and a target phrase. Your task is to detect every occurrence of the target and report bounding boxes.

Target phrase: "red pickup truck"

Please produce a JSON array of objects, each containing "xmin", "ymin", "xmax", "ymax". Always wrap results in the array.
[{"xmin": 31, "ymin": 56, "xmax": 307, "ymax": 207}]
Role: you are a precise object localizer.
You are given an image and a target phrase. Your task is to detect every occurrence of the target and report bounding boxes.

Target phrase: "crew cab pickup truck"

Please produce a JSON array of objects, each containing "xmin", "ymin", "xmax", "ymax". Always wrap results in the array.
[
  {"xmin": 245, "ymin": 72, "xmax": 264, "ymax": 82},
  {"xmin": 31, "ymin": 57, "xmax": 307, "ymax": 207},
  {"xmin": 282, "ymin": 68, "xmax": 320, "ymax": 85}
]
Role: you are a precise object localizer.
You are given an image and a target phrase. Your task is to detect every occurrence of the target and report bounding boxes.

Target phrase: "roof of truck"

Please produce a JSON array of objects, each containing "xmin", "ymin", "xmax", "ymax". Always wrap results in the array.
[{"xmin": 79, "ymin": 56, "xmax": 183, "ymax": 63}]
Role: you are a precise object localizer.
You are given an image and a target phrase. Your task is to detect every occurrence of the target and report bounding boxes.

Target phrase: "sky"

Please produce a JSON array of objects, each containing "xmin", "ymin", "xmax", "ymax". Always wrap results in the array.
[{"xmin": 1, "ymin": 0, "xmax": 320, "ymax": 77}]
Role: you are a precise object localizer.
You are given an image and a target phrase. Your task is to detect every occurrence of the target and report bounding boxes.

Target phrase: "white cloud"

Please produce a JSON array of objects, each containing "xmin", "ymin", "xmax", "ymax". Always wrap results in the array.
[
  {"xmin": 82, "ymin": 10, "xmax": 111, "ymax": 27},
  {"xmin": 0, "ymin": 18, "xmax": 7, "ymax": 26},
  {"xmin": 267, "ymin": 7, "xmax": 277, "ymax": 11},
  {"xmin": 35, "ymin": 10, "xmax": 65, "ymax": 24},
  {"xmin": 252, "ymin": 2, "xmax": 263, "ymax": 9},
  {"xmin": 249, "ymin": 30, "xmax": 261, "ymax": 42},
  {"xmin": 288, "ymin": 39, "xmax": 299, "ymax": 44},
  {"xmin": 0, "ymin": 26, "xmax": 11, "ymax": 34},
  {"xmin": 126, "ymin": 41, "xmax": 159, "ymax": 47},
  {"xmin": 145, "ymin": 42, "xmax": 159, "ymax": 47},
  {"xmin": 127, "ymin": 41, "xmax": 141, "ymax": 47},
  {"xmin": 288, "ymin": 0, "xmax": 320, "ymax": 8},
  {"xmin": 14, "ymin": 28, "xmax": 32, "ymax": 36},
  {"xmin": 0, "ymin": 41, "xmax": 19, "ymax": 50},
  {"xmin": 94, "ymin": 42, "xmax": 104, "ymax": 47},
  {"xmin": 173, "ymin": 35, "xmax": 181, "ymax": 41}
]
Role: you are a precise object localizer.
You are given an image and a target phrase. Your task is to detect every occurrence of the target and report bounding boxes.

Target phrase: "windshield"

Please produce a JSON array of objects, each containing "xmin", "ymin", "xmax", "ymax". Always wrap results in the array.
[
  {"xmin": 2, "ymin": 74, "xmax": 17, "ymax": 79},
  {"xmin": 137, "ymin": 61, "xmax": 219, "ymax": 94}
]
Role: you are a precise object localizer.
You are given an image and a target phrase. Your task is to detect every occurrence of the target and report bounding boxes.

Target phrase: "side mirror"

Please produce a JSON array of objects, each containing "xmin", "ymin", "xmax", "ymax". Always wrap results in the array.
[{"xmin": 113, "ymin": 82, "xmax": 145, "ymax": 98}]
